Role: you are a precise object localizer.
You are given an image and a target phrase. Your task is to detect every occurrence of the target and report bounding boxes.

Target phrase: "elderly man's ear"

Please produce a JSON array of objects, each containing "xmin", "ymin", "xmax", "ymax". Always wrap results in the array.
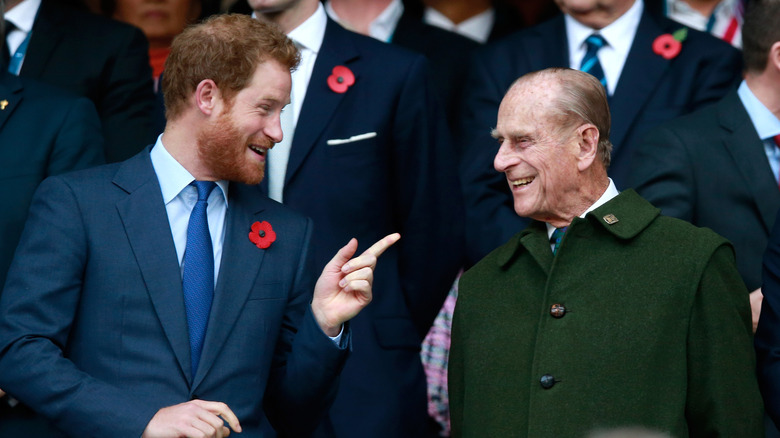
[{"xmin": 576, "ymin": 124, "xmax": 600, "ymax": 172}]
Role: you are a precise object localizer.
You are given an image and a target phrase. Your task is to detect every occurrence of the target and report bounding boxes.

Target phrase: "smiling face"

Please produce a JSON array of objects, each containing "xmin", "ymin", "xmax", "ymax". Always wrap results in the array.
[
  {"xmin": 554, "ymin": 0, "xmax": 635, "ymax": 29},
  {"xmin": 492, "ymin": 79, "xmax": 587, "ymax": 226},
  {"xmin": 113, "ymin": 0, "xmax": 201, "ymax": 49},
  {"xmin": 197, "ymin": 60, "xmax": 291, "ymax": 184}
]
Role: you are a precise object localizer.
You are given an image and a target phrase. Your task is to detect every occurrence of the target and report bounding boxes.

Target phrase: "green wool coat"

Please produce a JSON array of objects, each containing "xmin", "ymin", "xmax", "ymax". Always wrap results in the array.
[{"xmin": 449, "ymin": 190, "xmax": 764, "ymax": 438}]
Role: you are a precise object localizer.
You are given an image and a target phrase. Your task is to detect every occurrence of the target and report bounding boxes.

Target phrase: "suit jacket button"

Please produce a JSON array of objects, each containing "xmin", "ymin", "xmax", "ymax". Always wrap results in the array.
[
  {"xmin": 540, "ymin": 374, "xmax": 556, "ymax": 389},
  {"xmin": 550, "ymin": 303, "xmax": 566, "ymax": 318}
]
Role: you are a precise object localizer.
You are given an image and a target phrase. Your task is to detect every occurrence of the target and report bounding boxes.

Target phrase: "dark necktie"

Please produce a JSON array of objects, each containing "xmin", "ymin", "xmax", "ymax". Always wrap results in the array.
[
  {"xmin": 551, "ymin": 227, "xmax": 567, "ymax": 255},
  {"xmin": 2, "ymin": 21, "xmax": 16, "ymax": 69},
  {"xmin": 182, "ymin": 181, "xmax": 217, "ymax": 378},
  {"xmin": 581, "ymin": 34, "xmax": 607, "ymax": 90}
]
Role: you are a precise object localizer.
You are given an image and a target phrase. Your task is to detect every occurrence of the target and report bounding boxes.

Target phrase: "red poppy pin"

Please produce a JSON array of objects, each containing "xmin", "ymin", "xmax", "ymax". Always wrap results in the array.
[
  {"xmin": 249, "ymin": 221, "xmax": 276, "ymax": 249},
  {"xmin": 327, "ymin": 65, "xmax": 355, "ymax": 93},
  {"xmin": 653, "ymin": 28, "xmax": 688, "ymax": 60}
]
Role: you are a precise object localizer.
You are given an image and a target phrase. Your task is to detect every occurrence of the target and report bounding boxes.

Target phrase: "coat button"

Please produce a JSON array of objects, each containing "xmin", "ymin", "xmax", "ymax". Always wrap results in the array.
[
  {"xmin": 550, "ymin": 303, "xmax": 566, "ymax": 318},
  {"xmin": 540, "ymin": 374, "xmax": 556, "ymax": 389}
]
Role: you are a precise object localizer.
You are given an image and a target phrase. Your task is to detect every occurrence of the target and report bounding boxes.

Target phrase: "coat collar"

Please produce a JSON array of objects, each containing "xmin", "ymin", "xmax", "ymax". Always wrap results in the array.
[
  {"xmin": 0, "ymin": 71, "xmax": 23, "ymax": 132},
  {"xmin": 497, "ymin": 190, "xmax": 660, "ymax": 269}
]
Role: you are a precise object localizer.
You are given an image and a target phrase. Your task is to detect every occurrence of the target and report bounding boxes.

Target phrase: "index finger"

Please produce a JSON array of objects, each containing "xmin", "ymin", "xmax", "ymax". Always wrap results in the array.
[
  {"xmin": 199, "ymin": 401, "xmax": 242, "ymax": 434},
  {"xmin": 361, "ymin": 233, "xmax": 401, "ymax": 259}
]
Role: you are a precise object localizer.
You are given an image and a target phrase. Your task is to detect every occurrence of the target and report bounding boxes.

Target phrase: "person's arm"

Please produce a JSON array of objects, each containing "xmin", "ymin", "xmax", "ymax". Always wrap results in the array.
[
  {"xmin": 0, "ymin": 176, "xmax": 160, "ymax": 437},
  {"xmin": 686, "ymin": 244, "xmax": 764, "ymax": 436},
  {"xmin": 46, "ymin": 96, "xmax": 106, "ymax": 175},
  {"xmin": 756, "ymin": 215, "xmax": 780, "ymax": 425}
]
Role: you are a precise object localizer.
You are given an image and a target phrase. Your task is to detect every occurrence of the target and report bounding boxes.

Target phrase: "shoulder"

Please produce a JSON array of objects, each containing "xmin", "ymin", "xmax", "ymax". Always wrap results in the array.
[
  {"xmin": 324, "ymin": 19, "xmax": 425, "ymax": 66},
  {"xmin": 36, "ymin": 0, "xmax": 146, "ymax": 43},
  {"xmin": 648, "ymin": 12, "xmax": 741, "ymax": 63}
]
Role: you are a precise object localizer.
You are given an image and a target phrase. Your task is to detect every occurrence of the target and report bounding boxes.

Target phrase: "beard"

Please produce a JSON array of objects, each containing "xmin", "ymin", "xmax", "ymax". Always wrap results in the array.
[{"xmin": 196, "ymin": 110, "xmax": 272, "ymax": 185}]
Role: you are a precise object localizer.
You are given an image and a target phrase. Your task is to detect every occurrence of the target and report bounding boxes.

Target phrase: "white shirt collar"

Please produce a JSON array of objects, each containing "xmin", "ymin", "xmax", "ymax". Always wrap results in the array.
[
  {"xmin": 4, "ymin": 0, "xmax": 41, "ymax": 33},
  {"xmin": 325, "ymin": 0, "xmax": 404, "ymax": 42},
  {"xmin": 150, "ymin": 134, "xmax": 229, "ymax": 206},
  {"xmin": 423, "ymin": 6, "xmax": 494, "ymax": 44},
  {"xmin": 546, "ymin": 178, "xmax": 619, "ymax": 238},
  {"xmin": 738, "ymin": 81, "xmax": 780, "ymax": 141},
  {"xmin": 287, "ymin": 2, "xmax": 328, "ymax": 53}
]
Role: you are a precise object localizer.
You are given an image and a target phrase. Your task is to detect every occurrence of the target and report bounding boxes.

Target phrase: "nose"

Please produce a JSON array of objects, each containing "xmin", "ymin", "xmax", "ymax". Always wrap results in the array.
[
  {"xmin": 493, "ymin": 141, "xmax": 515, "ymax": 173},
  {"xmin": 266, "ymin": 112, "xmax": 285, "ymax": 144}
]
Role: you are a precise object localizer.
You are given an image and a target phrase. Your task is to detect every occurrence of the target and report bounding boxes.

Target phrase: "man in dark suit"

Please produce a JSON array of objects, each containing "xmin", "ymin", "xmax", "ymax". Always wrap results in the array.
[
  {"xmin": 449, "ymin": 67, "xmax": 763, "ymax": 438},
  {"xmin": 249, "ymin": 0, "xmax": 464, "ymax": 436},
  {"xmin": 459, "ymin": 0, "xmax": 742, "ymax": 265},
  {"xmin": 750, "ymin": 0, "xmax": 780, "ymax": 430},
  {"xmin": 0, "ymin": 12, "xmax": 104, "ymax": 431},
  {"xmin": 3, "ymin": 0, "xmax": 157, "ymax": 162},
  {"xmin": 0, "ymin": 15, "xmax": 398, "ymax": 437},
  {"xmin": 631, "ymin": 0, "xmax": 780, "ymax": 334}
]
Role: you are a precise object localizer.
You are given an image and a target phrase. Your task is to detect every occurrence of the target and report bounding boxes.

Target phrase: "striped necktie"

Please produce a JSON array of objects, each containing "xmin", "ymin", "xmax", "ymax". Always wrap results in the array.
[
  {"xmin": 551, "ymin": 227, "xmax": 567, "ymax": 255},
  {"xmin": 581, "ymin": 34, "xmax": 607, "ymax": 90}
]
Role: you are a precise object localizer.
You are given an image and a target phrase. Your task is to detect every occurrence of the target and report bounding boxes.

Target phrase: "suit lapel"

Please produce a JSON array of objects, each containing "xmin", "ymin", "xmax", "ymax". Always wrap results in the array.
[
  {"xmin": 0, "ymin": 72, "xmax": 23, "ymax": 132},
  {"xmin": 284, "ymin": 19, "xmax": 359, "ymax": 186},
  {"xmin": 719, "ymin": 91, "xmax": 780, "ymax": 233},
  {"xmin": 610, "ymin": 10, "xmax": 671, "ymax": 154},
  {"xmin": 21, "ymin": 0, "xmax": 63, "ymax": 79},
  {"xmin": 193, "ymin": 184, "xmax": 268, "ymax": 388},
  {"xmin": 114, "ymin": 150, "xmax": 194, "ymax": 382}
]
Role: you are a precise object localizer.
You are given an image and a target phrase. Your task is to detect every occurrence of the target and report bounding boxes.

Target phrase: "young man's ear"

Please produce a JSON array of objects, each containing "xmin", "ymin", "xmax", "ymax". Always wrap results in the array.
[{"xmin": 195, "ymin": 79, "xmax": 221, "ymax": 116}]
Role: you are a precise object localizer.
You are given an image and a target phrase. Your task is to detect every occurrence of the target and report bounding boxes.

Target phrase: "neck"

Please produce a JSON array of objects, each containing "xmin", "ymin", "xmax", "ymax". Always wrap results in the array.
[
  {"xmin": 680, "ymin": 0, "xmax": 722, "ymax": 17},
  {"xmin": 423, "ymin": 0, "xmax": 491, "ymax": 24},
  {"xmin": 4, "ymin": 0, "xmax": 24, "ymax": 12},
  {"xmin": 161, "ymin": 118, "xmax": 212, "ymax": 180},
  {"xmin": 329, "ymin": 0, "xmax": 392, "ymax": 35},
  {"xmin": 254, "ymin": 0, "xmax": 319, "ymax": 34},
  {"xmin": 541, "ymin": 172, "xmax": 610, "ymax": 229},
  {"xmin": 745, "ymin": 71, "xmax": 780, "ymax": 121}
]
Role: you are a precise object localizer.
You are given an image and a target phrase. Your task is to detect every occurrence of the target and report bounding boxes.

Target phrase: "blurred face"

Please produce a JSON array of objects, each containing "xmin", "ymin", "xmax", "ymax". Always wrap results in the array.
[
  {"xmin": 248, "ymin": 0, "xmax": 304, "ymax": 14},
  {"xmin": 554, "ymin": 0, "xmax": 635, "ymax": 29},
  {"xmin": 493, "ymin": 81, "xmax": 583, "ymax": 224},
  {"xmin": 197, "ymin": 60, "xmax": 291, "ymax": 184},
  {"xmin": 113, "ymin": 0, "xmax": 200, "ymax": 48}
]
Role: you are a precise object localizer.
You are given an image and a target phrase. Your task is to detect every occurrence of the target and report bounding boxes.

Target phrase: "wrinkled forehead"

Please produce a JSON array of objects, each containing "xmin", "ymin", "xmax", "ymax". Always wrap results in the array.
[{"xmin": 497, "ymin": 81, "xmax": 559, "ymax": 130}]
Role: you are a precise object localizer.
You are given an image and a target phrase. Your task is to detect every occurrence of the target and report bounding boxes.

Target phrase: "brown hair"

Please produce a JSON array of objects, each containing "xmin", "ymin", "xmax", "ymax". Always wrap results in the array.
[
  {"xmin": 742, "ymin": 0, "xmax": 780, "ymax": 74},
  {"xmin": 513, "ymin": 68, "xmax": 613, "ymax": 168},
  {"xmin": 162, "ymin": 14, "xmax": 300, "ymax": 120}
]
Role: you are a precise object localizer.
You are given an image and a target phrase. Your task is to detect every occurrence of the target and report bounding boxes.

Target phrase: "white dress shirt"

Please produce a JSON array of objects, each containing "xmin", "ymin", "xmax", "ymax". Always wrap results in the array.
[
  {"xmin": 423, "ymin": 6, "xmax": 495, "ymax": 44},
  {"xmin": 4, "ymin": 0, "xmax": 40, "ymax": 71},
  {"xmin": 325, "ymin": 0, "xmax": 404, "ymax": 42},
  {"xmin": 665, "ymin": 0, "xmax": 742, "ymax": 48},
  {"xmin": 565, "ymin": 0, "xmax": 643, "ymax": 96}
]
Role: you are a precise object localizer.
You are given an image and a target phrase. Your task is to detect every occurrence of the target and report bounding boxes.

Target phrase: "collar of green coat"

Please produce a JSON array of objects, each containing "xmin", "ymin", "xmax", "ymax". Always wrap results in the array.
[{"xmin": 496, "ymin": 189, "xmax": 660, "ymax": 268}]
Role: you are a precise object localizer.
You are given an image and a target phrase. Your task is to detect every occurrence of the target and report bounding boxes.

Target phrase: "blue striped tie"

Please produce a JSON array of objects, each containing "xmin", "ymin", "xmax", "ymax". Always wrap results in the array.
[
  {"xmin": 182, "ymin": 181, "xmax": 217, "ymax": 378},
  {"xmin": 581, "ymin": 34, "xmax": 607, "ymax": 90},
  {"xmin": 551, "ymin": 227, "xmax": 567, "ymax": 255}
]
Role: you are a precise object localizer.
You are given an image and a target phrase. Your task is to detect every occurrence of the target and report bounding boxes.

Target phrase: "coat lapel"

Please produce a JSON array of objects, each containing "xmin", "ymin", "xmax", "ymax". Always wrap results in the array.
[
  {"xmin": 21, "ymin": 0, "xmax": 63, "ymax": 79},
  {"xmin": 114, "ymin": 150, "xmax": 193, "ymax": 382},
  {"xmin": 284, "ymin": 19, "xmax": 359, "ymax": 187},
  {"xmin": 0, "ymin": 72, "xmax": 23, "ymax": 132},
  {"xmin": 719, "ymin": 91, "xmax": 780, "ymax": 233},
  {"xmin": 610, "ymin": 10, "xmax": 671, "ymax": 154},
  {"xmin": 193, "ymin": 184, "xmax": 268, "ymax": 388}
]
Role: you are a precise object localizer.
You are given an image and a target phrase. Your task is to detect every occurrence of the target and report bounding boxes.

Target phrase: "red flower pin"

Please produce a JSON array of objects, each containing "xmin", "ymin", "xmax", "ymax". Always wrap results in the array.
[
  {"xmin": 249, "ymin": 221, "xmax": 276, "ymax": 249},
  {"xmin": 653, "ymin": 28, "xmax": 688, "ymax": 60},
  {"xmin": 327, "ymin": 65, "xmax": 355, "ymax": 93}
]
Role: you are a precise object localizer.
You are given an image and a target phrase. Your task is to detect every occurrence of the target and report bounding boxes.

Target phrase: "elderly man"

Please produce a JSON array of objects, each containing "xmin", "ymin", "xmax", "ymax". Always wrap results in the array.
[
  {"xmin": 0, "ymin": 14, "xmax": 397, "ymax": 438},
  {"xmin": 448, "ymin": 68, "xmax": 763, "ymax": 437}
]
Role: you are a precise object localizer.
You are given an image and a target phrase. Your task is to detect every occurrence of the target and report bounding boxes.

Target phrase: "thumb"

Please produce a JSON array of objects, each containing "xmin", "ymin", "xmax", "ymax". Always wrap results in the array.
[{"xmin": 324, "ymin": 238, "xmax": 358, "ymax": 273}]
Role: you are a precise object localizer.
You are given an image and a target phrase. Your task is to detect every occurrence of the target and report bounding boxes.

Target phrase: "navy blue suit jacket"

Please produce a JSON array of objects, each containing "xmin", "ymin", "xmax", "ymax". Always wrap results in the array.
[
  {"xmin": 756, "ymin": 210, "xmax": 780, "ymax": 426},
  {"xmin": 458, "ymin": 9, "xmax": 742, "ymax": 264},
  {"xmin": 260, "ymin": 19, "xmax": 464, "ymax": 438},
  {"xmin": 0, "ymin": 70, "xmax": 103, "ymax": 291},
  {"xmin": 0, "ymin": 149, "xmax": 348, "ymax": 437},
  {"xmin": 631, "ymin": 90, "xmax": 780, "ymax": 291},
  {"xmin": 20, "ymin": 0, "xmax": 157, "ymax": 163}
]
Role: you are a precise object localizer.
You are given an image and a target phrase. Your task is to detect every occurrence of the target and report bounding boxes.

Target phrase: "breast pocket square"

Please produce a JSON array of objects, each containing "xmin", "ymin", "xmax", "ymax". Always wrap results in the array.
[{"xmin": 326, "ymin": 132, "xmax": 377, "ymax": 145}]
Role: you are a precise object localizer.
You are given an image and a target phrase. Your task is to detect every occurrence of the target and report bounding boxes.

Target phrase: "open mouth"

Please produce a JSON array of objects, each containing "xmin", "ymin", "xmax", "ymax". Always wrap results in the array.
[
  {"xmin": 511, "ymin": 176, "xmax": 534, "ymax": 187},
  {"xmin": 249, "ymin": 145, "xmax": 267, "ymax": 157}
]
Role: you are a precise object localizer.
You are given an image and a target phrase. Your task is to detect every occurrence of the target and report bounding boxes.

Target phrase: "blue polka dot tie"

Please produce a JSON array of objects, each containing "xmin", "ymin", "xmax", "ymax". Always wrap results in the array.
[
  {"xmin": 581, "ymin": 34, "xmax": 607, "ymax": 90},
  {"xmin": 182, "ymin": 181, "xmax": 217, "ymax": 378}
]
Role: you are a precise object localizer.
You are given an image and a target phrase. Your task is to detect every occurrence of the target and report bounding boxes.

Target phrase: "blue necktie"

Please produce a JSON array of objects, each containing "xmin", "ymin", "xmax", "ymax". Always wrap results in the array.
[
  {"xmin": 182, "ymin": 181, "xmax": 217, "ymax": 378},
  {"xmin": 581, "ymin": 34, "xmax": 607, "ymax": 90},
  {"xmin": 551, "ymin": 227, "xmax": 567, "ymax": 255}
]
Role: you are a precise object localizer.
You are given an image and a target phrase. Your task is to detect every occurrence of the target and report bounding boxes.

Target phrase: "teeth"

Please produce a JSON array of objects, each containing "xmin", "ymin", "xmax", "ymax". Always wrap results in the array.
[
  {"xmin": 249, "ymin": 145, "xmax": 266, "ymax": 155},
  {"xmin": 511, "ymin": 177, "xmax": 534, "ymax": 186}
]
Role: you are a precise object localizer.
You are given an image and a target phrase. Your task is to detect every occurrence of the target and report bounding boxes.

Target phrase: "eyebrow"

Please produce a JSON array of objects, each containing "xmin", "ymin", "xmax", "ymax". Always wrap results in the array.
[{"xmin": 490, "ymin": 128, "xmax": 500, "ymax": 139}]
